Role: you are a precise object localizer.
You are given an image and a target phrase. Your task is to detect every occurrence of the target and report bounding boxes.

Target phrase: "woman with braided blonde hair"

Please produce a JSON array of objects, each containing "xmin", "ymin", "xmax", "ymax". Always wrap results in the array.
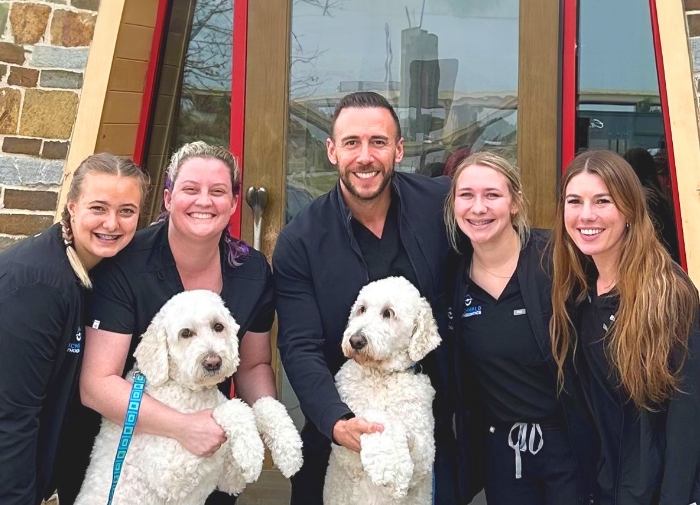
[
  {"xmin": 0, "ymin": 153, "xmax": 148, "ymax": 505},
  {"xmin": 550, "ymin": 149, "xmax": 700, "ymax": 504}
]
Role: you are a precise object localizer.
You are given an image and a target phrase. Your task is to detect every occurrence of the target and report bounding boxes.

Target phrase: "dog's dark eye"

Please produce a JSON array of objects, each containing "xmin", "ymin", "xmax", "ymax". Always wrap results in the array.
[
  {"xmin": 357, "ymin": 305, "xmax": 366, "ymax": 315},
  {"xmin": 382, "ymin": 308, "xmax": 394, "ymax": 319},
  {"xmin": 212, "ymin": 322, "xmax": 224, "ymax": 332},
  {"xmin": 179, "ymin": 328, "xmax": 194, "ymax": 339}
]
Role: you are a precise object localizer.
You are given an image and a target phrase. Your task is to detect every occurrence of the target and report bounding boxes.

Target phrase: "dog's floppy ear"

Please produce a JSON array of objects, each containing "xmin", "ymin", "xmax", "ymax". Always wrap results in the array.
[
  {"xmin": 133, "ymin": 313, "xmax": 169, "ymax": 387},
  {"xmin": 408, "ymin": 296, "xmax": 442, "ymax": 362},
  {"xmin": 223, "ymin": 309, "xmax": 241, "ymax": 371}
]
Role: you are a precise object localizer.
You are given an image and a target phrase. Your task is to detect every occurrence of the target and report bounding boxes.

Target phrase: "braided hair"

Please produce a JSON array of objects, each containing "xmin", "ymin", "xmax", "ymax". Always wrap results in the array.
[{"xmin": 62, "ymin": 153, "xmax": 149, "ymax": 288}]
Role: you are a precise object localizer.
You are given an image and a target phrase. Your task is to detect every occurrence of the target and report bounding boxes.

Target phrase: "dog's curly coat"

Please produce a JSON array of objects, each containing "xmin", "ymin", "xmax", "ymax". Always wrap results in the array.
[
  {"xmin": 75, "ymin": 290, "xmax": 302, "ymax": 505},
  {"xmin": 324, "ymin": 276, "xmax": 441, "ymax": 505}
]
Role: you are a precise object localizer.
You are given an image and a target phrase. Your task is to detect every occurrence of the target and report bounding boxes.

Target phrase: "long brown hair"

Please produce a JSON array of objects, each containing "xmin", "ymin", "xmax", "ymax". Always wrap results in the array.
[{"xmin": 549, "ymin": 150, "xmax": 697, "ymax": 409}]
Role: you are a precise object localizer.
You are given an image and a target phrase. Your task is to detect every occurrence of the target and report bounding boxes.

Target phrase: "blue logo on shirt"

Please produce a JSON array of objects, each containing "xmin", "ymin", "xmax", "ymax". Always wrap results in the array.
[
  {"xmin": 462, "ymin": 305, "xmax": 482, "ymax": 318},
  {"xmin": 66, "ymin": 326, "xmax": 82, "ymax": 354}
]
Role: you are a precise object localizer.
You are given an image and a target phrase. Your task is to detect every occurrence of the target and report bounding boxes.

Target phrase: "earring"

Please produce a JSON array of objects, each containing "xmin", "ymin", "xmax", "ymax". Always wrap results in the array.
[{"xmin": 626, "ymin": 222, "xmax": 630, "ymax": 229}]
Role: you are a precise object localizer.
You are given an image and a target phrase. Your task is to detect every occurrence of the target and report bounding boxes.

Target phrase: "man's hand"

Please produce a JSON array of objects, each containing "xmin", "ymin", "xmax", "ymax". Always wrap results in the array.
[{"xmin": 332, "ymin": 417, "xmax": 384, "ymax": 452}]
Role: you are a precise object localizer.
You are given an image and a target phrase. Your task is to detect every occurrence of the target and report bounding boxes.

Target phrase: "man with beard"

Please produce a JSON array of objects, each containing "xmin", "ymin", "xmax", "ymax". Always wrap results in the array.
[{"xmin": 273, "ymin": 91, "xmax": 458, "ymax": 504}]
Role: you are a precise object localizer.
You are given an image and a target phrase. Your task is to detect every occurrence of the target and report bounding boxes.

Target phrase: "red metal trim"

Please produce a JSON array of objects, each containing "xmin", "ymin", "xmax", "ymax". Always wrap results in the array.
[
  {"xmin": 133, "ymin": 0, "xmax": 171, "ymax": 166},
  {"xmin": 228, "ymin": 0, "xmax": 248, "ymax": 240},
  {"xmin": 561, "ymin": 0, "xmax": 578, "ymax": 171},
  {"xmin": 648, "ymin": 0, "xmax": 687, "ymax": 270}
]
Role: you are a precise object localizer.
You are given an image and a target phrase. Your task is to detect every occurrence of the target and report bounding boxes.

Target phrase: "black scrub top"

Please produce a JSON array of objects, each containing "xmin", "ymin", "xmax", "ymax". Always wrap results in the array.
[
  {"xmin": 459, "ymin": 272, "xmax": 560, "ymax": 424},
  {"xmin": 86, "ymin": 221, "xmax": 275, "ymax": 376},
  {"xmin": 0, "ymin": 224, "xmax": 84, "ymax": 505},
  {"xmin": 351, "ymin": 195, "xmax": 418, "ymax": 287},
  {"xmin": 579, "ymin": 290, "xmax": 645, "ymax": 505}
]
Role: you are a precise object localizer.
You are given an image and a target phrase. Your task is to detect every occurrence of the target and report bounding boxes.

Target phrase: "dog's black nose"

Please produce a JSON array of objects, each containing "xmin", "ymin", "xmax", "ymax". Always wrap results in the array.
[
  {"xmin": 203, "ymin": 355, "xmax": 222, "ymax": 371},
  {"xmin": 349, "ymin": 333, "xmax": 367, "ymax": 350}
]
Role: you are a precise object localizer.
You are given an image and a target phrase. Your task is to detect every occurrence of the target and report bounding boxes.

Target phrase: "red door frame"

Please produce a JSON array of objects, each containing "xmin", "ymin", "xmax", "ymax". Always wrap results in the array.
[
  {"xmin": 560, "ymin": 0, "xmax": 687, "ymax": 269},
  {"xmin": 133, "ymin": 0, "xmax": 248, "ymax": 239}
]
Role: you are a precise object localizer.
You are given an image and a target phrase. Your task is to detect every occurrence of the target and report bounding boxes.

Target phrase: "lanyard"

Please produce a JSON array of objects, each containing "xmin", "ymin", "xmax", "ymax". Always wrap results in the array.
[{"xmin": 107, "ymin": 371, "xmax": 147, "ymax": 505}]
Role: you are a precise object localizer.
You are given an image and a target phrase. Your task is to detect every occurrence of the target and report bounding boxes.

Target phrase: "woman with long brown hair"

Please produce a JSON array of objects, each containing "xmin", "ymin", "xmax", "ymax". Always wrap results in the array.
[{"xmin": 550, "ymin": 150, "xmax": 700, "ymax": 504}]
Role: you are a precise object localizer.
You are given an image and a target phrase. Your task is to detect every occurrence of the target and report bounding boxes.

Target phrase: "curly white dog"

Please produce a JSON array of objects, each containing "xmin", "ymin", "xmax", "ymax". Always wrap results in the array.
[
  {"xmin": 75, "ymin": 290, "xmax": 302, "ymax": 505},
  {"xmin": 324, "ymin": 276, "xmax": 441, "ymax": 505}
]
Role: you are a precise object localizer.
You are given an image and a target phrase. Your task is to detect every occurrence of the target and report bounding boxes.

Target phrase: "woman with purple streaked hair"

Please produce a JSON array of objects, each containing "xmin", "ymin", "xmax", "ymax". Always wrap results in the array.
[{"xmin": 61, "ymin": 142, "xmax": 276, "ymax": 505}]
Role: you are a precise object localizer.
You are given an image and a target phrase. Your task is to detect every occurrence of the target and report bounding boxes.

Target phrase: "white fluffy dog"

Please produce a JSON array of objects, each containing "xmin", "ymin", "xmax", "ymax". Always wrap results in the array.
[
  {"xmin": 324, "ymin": 276, "xmax": 441, "ymax": 505},
  {"xmin": 75, "ymin": 290, "xmax": 302, "ymax": 505}
]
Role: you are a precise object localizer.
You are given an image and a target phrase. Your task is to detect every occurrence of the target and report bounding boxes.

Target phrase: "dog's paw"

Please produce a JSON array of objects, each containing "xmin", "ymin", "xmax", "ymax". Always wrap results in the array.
[
  {"xmin": 213, "ymin": 399, "xmax": 265, "ymax": 483},
  {"xmin": 252, "ymin": 397, "xmax": 303, "ymax": 478},
  {"xmin": 217, "ymin": 457, "xmax": 248, "ymax": 496},
  {"xmin": 360, "ymin": 431, "xmax": 413, "ymax": 499}
]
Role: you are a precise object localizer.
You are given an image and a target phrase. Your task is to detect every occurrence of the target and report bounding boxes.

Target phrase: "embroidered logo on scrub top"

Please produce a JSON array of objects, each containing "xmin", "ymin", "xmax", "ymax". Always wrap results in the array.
[
  {"xmin": 66, "ymin": 326, "xmax": 82, "ymax": 354},
  {"xmin": 462, "ymin": 294, "xmax": 482, "ymax": 318}
]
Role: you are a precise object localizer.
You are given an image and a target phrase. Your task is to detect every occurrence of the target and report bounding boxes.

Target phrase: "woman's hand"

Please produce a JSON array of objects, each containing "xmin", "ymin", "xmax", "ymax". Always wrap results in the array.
[{"xmin": 174, "ymin": 409, "xmax": 227, "ymax": 457}]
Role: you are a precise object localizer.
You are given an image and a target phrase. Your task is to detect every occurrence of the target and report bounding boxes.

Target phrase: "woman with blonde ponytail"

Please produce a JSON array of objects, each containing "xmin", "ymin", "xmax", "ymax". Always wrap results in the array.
[
  {"xmin": 0, "ymin": 153, "xmax": 147, "ymax": 505},
  {"xmin": 550, "ymin": 150, "xmax": 700, "ymax": 505}
]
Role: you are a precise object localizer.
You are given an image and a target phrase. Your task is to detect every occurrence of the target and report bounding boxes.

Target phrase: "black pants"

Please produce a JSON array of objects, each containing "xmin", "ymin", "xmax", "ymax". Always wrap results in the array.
[{"xmin": 483, "ymin": 424, "xmax": 579, "ymax": 505}]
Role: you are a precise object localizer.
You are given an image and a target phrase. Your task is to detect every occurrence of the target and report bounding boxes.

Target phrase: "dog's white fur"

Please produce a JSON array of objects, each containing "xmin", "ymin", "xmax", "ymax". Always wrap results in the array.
[
  {"xmin": 324, "ymin": 276, "xmax": 441, "ymax": 505},
  {"xmin": 75, "ymin": 290, "xmax": 302, "ymax": 505}
]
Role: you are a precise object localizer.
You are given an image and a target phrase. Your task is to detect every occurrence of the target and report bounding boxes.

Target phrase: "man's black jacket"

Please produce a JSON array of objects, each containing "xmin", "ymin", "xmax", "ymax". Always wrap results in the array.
[
  {"xmin": 446, "ymin": 228, "xmax": 598, "ymax": 504},
  {"xmin": 273, "ymin": 171, "xmax": 457, "ymax": 502}
]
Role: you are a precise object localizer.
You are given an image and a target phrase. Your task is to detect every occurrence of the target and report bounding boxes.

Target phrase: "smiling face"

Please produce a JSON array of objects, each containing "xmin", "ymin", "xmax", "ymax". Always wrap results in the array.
[
  {"xmin": 564, "ymin": 171, "xmax": 627, "ymax": 265},
  {"xmin": 453, "ymin": 164, "xmax": 518, "ymax": 247},
  {"xmin": 327, "ymin": 106, "xmax": 404, "ymax": 204},
  {"xmin": 163, "ymin": 157, "xmax": 237, "ymax": 241},
  {"xmin": 67, "ymin": 172, "xmax": 141, "ymax": 269}
]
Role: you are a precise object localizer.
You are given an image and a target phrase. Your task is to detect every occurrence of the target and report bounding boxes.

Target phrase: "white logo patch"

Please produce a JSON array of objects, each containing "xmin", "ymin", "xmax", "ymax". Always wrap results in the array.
[
  {"xmin": 513, "ymin": 309, "xmax": 526, "ymax": 316},
  {"xmin": 92, "ymin": 320, "xmax": 100, "ymax": 329}
]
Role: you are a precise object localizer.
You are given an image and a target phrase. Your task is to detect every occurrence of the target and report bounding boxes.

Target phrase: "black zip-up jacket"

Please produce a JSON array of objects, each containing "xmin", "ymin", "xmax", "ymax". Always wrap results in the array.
[
  {"xmin": 0, "ymin": 224, "xmax": 84, "ymax": 505},
  {"xmin": 446, "ymin": 228, "xmax": 598, "ymax": 504},
  {"xmin": 273, "ymin": 171, "xmax": 457, "ymax": 503},
  {"xmin": 573, "ymin": 266, "xmax": 700, "ymax": 505}
]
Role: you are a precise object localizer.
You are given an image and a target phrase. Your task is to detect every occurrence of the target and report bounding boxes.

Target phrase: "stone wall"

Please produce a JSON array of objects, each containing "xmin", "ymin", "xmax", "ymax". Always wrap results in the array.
[{"xmin": 0, "ymin": 0, "xmax": 99, "ymax": 250}]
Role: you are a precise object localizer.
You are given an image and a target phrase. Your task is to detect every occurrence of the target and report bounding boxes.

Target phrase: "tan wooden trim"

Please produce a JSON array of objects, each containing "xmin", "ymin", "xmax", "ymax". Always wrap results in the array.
[
  {"xmin": 656, "ymin": 0, "xmax": 700, "ymax": 284},
  {"xmin": 243, "ymin": 0, "xmax": 292, "ymax": 393},
  {"xmin": 55, "ymin": 0, "xmax": 127, "ymax": 221},
  {"xmin": 517, "ymin": 0, "xmax": 561, "ymax": 229}
]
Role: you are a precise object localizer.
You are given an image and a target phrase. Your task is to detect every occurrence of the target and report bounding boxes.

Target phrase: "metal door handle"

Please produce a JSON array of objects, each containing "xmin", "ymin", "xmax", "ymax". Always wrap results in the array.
[{"xmin": 245, "ymin": 187, "xmax": 268, "ymax": 250}]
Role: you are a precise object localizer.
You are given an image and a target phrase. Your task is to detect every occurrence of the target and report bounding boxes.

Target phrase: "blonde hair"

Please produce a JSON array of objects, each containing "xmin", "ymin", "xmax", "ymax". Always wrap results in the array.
[
  {"xmin": 549, "ymin": 150, "xmax": 697, "ymax": 409},
  {"xmin": 62, "ymin": 153, "xmax": 149, "ymax": 288},
  {"xmin": 444, "ymin": 151, "xmax": 530, "ymax": 251},
  {"xmin": 165, "ymin": 141, "xmax": 241, "ymax": 195}
]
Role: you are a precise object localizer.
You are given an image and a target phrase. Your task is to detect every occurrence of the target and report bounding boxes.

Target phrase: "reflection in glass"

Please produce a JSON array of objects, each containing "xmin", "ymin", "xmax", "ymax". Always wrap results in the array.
[
  {"xmin": 142, "ymin": 0, "xmax": 233, "ymax": 225},
  {"xmin": 576, "ymin": 0, "xmax": 679, "ymax": 262},
  {"xmin": 286, "ymin": 0, "xmax": 520, "ymax": 222}
]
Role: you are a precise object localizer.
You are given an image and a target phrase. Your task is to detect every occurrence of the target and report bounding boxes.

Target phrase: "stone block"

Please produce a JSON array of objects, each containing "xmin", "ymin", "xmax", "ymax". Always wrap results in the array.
[
  {"xmin": 0, "ymin": 3, "xmax": 9, "ymax": 38},
  {"xmin": 0, "ymin": 41, "xmax": 25, "ymax": 64},
  {"xmin": 686, "ymin": 0, "xmax": 700, "ymax": 11},
  {"xmin": 40, "ymin": 69, "xmax": 83, "ymax": 89},
  {"xmin": 19, "ymin": 89, "xmax": 79, "ymax": 139},
  {"xmin": 10, "ymin": 3, "xmax": 51, "ymax": 45},
  {"xmin": 41, "ymin": 140, "xmax": 69, "ymax": 159},
  {"xmin": 692, "ymin": 39, "xmax": 700, "ymax": 72},
  {"xmin": 50, "ymin": 9, "xmax": 96, "ymax": 47},
  {"xmin": 0, "ymin": 87, "xmax": 20, "ymax": 134},
  {"xmin": 72, "ymin": 0, "xmax": 100, "ymax": 11},
  {"xmin": 0, "ymin": 213, "xmax": 53, "ymax": 235},
  {"xmin": 0, "ymin": 155, "xmax": 64, "ymax": 185},
  {"xmin": 2, "ymin": 137, "xmax": 42, "ymax": 155},
  {"xmin": 0, "ymin": 64, "xmax": 6, "ymax": 78},
  {"xmin": 690, "ymin": 14, "xmax": 700, "ymax": 37},
  {"xmin": 30, "ymin": 45, "xmax": 88, "ymax": 69},
  {"xmin": 0, "ymin": 235, "xmax": 20, "ymax": 251},
  {"xmin": 8, "ymin": 66, "xmax": 39, "ymax": 86},
  {"xmin": 4, "ymin": 188, "xmax": 58, "ymax": 211}
]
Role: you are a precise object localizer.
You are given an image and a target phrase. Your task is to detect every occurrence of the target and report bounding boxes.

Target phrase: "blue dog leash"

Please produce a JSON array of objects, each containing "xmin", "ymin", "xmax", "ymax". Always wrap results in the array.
[{"xmin": 107, "ymin": 371, "xmax": 146, "ymax": 505}]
